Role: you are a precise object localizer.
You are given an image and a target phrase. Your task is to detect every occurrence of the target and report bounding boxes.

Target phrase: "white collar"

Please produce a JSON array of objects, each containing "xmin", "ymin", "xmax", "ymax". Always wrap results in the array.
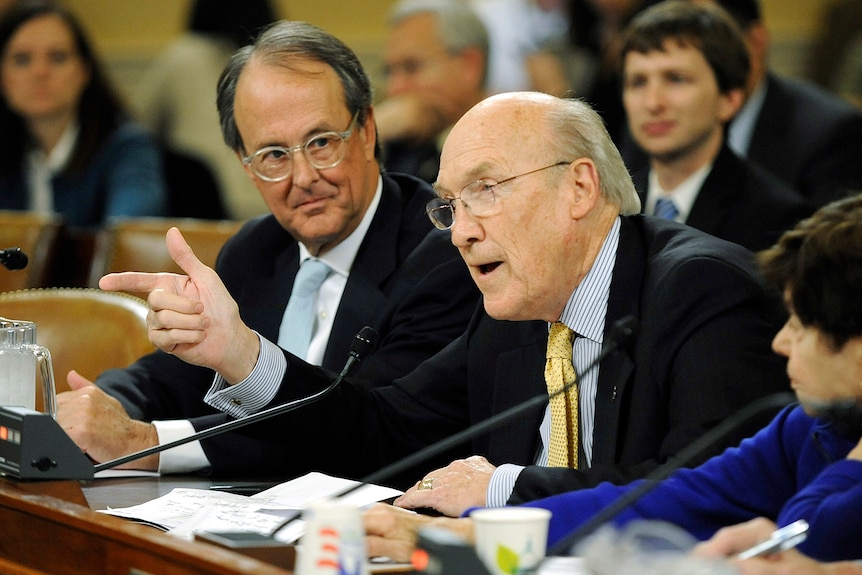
[
  {"xmin": 28, "ymin": 119, "xmax": 80, "ymax": 173},
  {"xmin": 646, "ymin": 161, "xmax": 713, "ymax": 223}
]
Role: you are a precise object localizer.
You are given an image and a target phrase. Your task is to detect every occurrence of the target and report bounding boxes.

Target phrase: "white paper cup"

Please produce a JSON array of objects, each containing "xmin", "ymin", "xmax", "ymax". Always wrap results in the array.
[
  {"xmin": 296, "ymin": 500, "xmax": 369, "ymax": 575},
  {"xmin": 471, "ymin": 507, "xmax": 551, "ymax": 575}
]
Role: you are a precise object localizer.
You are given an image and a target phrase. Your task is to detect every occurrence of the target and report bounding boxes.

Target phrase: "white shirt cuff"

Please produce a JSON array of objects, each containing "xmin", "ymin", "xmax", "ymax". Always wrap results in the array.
[
  {"xmin": 487, "ymin": 463, "xmax": 525, "ymax": 506},
  {"xmin": 153, "ymin": 419, "xmax": 211, "ymax": 474},
  {"xmin": 205, "ymin": 333, "xmax": 286, "ymax": 418}
]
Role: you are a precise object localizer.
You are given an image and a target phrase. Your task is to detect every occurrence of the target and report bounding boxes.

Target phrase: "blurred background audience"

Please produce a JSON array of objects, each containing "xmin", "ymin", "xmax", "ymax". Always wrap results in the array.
[
  {"xmin": 469, "ymin": 0, "xmax": 569, "ymax": 94},
  {"xmin": 0, "ymin": 2, "xmax": 168, "ymax": 228},
  {"xmin": 131, "ymin": 0, "xmax": 278, "ymax": 220},
  {"xmin": 714, "ymin": 0, "xmax": 862, "ymax": 209},
  {"xmin": 1, "ymin": 0, "xmax": 860, "ymax": 292},
  {"xmin": 375, "ymin": 0, "xmax": 488, "ymax": 183}
]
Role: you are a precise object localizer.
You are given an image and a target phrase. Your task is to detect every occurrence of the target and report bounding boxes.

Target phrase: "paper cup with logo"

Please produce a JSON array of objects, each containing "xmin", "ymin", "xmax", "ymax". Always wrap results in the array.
[
  {"xmin": 470, "ymin": 507, "xmax": 551, "ymax": 575},
  {"xmin": 296, "ymin": 500, "xmax": 369, "ymax": 575}
]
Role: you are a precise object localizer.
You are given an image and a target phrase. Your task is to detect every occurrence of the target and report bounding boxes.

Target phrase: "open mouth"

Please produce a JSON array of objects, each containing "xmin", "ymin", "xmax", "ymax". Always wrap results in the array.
[{"xmin": 478, "ymin": 262, "xmax": 502, "ymax": 275}]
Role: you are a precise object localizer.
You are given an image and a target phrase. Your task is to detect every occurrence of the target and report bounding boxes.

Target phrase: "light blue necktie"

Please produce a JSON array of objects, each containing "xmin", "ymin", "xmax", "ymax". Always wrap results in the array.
[
  {"xmin": 278, "ymin": 258, "xmax": 332, "ymax": 358},
  {"xmin": 654, "ymin": 197, "xmax": 680, "ymax": 221}
]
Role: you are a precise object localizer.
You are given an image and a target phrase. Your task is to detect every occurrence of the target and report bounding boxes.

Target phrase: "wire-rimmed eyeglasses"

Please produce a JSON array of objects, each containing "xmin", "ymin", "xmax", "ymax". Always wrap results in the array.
[
  {"xmin": 425, "ymin": 161, "xmax": 571, "ymax": 230},
  {"xmin": 241, "ymin": 111, "xmax": 360, "ymax": 182}
]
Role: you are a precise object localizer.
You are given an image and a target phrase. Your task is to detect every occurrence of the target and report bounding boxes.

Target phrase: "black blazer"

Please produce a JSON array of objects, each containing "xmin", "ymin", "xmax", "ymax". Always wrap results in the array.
[
  {"xmin": 633, "ymin": 144, "xmax": 813, "ymax": 252},
  {"xmin": 248, "ymin": 216, "xmax": 790, "ymax": 494},
  {"xmin": 97, "ymin": 172, "xmax": 480, "ymax": 477},
  {"xmin": 743, "ymin": 74, "xmax": 862, "ymax": 208}
]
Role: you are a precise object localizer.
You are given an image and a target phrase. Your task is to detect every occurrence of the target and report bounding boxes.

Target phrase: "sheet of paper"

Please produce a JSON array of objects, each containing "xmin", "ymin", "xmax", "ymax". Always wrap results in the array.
[
  {"xmin": 99, "ymin": 472, "xmax": 403, "ymax": 543},
  {"xmin": 94, "ymin": 469, "xmax": 161, "ymax": 479},
  {"xmin": 251, "ymin": 471, "xmax": 403, "ymax": 507}
]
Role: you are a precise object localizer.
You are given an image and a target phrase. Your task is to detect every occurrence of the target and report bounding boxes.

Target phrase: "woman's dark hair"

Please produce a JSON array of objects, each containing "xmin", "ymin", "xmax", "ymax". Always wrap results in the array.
[
  {"xmin": 0, "ymin": 2, "xmax": 127, "ymax": 177},
  {"xmin": 758, "ymin": 193, "xmax": 862, "ymax": 351},
  {"xmin": 188, "ymin": 0, "xmax": 278, "ymax": 47}
]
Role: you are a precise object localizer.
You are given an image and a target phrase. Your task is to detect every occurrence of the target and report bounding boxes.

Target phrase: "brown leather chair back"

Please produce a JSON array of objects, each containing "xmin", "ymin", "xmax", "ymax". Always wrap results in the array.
[
  {"xmin": 88, "ymin": 217, "xmax": 243, "ymax": 297},
  {"xmin": 0, "ymin": 288, "xmax": 154, "ymax": 407},
  {"xmin": 0, "ymin": 211, "xmax": 63, "ymax": 293}
]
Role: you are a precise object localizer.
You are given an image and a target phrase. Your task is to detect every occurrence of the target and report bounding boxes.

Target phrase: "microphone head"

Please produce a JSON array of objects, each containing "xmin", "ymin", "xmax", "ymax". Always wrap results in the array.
[
  {"xmin": 0, "ymin": 248, "xmax": 28, "ymax": 271},
  {"xmin": 350, "ymin": 326, "xmax": 380, "ymax": 359}
]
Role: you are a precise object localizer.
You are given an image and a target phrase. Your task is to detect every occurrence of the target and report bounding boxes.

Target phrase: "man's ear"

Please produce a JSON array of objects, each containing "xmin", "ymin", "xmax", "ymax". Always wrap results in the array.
[
  {"xmin": 360, "ymin": 106, "xmax": 378, "ymax": 161},
  {"xmin": 719, "ymin": 87, "xmax": 746, "ymax": 123},
  {"xmin": 568, "ymin": 159, "xmax": 601, "ymax": 220},
  {"xmin": 458, "ymin": 47, "xmax": 486, "ymax": 92}
]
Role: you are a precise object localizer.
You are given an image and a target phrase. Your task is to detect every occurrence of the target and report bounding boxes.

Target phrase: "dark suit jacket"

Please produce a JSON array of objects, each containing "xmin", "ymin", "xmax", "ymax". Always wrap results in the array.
[
  {"xmin": 383, "ymin": 139, "xmax": 441, "ymax": 185},
  {"xmin": 633, "ymin": 144, "xmax": 813, "ymax": 252},
  {"xmin": 97, "ymin": 172, "xmax": 480, "ymax": 477},
  {"xmin": 623, "ymin": 74, "xmax": 862, "ymax": 209},
  {"xmin": 742, "ymin": 74, "xmax": 862, "ymax": 208},
  {"xmin": 242, "ymin": 215, "xmax": 790, "ymax": 495}
]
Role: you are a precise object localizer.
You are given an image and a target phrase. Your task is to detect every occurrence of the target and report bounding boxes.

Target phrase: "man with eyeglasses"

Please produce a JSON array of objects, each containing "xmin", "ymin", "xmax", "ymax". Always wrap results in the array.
[
  {"xmin": 97, "ymin": 87, "xmax": 788, "ymax": 512},
  {"xmin": 55, "ymin": 20, "xmax": 479, "ymax": 480},
  {"xmin": 375, "ymin": 0, "xmax": 489, "ymax": 184}
]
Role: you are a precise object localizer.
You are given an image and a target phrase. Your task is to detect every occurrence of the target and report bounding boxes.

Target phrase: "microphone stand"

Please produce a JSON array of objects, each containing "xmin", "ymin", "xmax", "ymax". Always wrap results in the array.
[
  {"xmin": 268, "ymin": 316, "xmax": 639, "ymax": 538},
  {"xmin": 541, "ymin": 391, "xmax": 796, "ymax": 559},
  {"xmin": 95, "ymin": 326, "xmax": 379, "ymax": 473}
]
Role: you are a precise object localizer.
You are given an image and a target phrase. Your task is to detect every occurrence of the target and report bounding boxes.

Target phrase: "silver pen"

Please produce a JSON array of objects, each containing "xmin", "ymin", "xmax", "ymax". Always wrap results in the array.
[{"xmin": 735, "ymin": 519, "xmax": 809, "ymax": 560}]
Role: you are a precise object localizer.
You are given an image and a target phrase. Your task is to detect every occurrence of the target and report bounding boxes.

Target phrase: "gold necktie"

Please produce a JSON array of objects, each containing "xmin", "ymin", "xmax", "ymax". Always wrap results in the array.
[{"xmin": 545, "ymin": 322, "xmax": 578, "ymax": 468}]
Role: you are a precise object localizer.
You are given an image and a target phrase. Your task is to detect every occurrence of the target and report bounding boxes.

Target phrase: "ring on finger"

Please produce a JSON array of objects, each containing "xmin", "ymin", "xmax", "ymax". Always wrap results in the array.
[{"xmin": 418, "ymin": 477, "xmax": 435, "ymax": 490}]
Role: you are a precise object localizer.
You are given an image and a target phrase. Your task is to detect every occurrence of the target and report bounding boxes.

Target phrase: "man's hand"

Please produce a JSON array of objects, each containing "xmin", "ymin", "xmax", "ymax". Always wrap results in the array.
[
  {"xmin": 394, "ymin": 455, "xmax": 496, "ymax": 517},
  {"xmin": 374, "ymin": 94, "xmax": 451, "ymax": 144},
  {"xmin": 363, "ymin": 503, "xmax": 474, "ymax": 564},
  {"xmin": 56, "ymin": 370, "xmax": 159, "ymax": 470},
  {"xmin": 98, "ymin": 227, "xmax": 259, "ymax": 383}
]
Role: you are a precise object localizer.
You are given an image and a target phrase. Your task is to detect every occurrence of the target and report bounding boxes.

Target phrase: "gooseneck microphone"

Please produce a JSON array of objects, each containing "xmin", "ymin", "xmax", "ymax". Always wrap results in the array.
[
  {"xmin": 0, "ymin": 247, "xmax": 28, "ymax": 270},
  {"xmin": 541, "ymin": 390, "xmax": 796, "ymax": 560},
  {"xmin": 268, "ymin": 315, "xmax": 639, "ymax": 538},
  {"xmin": 94, "ymin": 326, "xmax": 380, "ymax": 473},
  {"xmin": 351, "ymin": 315, "xmax": 638, "ymax": 492}
]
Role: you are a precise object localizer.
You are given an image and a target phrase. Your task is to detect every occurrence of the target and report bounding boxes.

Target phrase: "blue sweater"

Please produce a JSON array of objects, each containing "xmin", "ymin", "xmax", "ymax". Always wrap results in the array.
[
  {"xmin": 525, "ymin": 405, "xmax": 862, "ymax": 561},
  {"xmin": 0, "ymin": 122, "xmax": 168, "ymax": 228}
]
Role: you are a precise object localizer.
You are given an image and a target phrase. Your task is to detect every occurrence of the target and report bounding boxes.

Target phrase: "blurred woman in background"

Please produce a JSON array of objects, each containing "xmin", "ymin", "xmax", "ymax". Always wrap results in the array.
[{"xmin": 0, "ymin": 2, "xmax": 167, "ymax": 228}]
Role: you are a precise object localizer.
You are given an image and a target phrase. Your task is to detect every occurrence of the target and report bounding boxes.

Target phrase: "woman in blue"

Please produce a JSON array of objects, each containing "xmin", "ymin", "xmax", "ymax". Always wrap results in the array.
[
  {"xmin": 0, "ymin": 3, "xmax": 167, "ymax": 228},
  {"xmin": 364, "ymin": 193, "xmax": 862, "ymax": 564}
]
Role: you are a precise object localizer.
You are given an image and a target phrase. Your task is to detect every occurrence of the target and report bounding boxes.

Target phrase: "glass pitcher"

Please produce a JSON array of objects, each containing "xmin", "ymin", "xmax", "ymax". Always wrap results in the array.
[{"xmin": 0, "ymin": 318, "xmax": 57, "ymax": 417}]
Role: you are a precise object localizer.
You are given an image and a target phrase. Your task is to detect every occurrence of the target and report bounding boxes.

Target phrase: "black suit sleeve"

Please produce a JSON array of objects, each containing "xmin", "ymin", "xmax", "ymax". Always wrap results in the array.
[{"xmin": 194, "ymin": 231, "xmax": 480, "ymax": 478}]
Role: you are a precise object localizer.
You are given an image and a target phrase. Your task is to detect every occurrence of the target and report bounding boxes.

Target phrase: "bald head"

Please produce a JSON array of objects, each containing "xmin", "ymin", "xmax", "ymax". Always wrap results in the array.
[
  {"xmin": 434, "ymin": 92, "xmax": 638, "ymax": 322},
  {"xmin": 441, "ymin": 92, "xmax": 640, "ymax": 215}
]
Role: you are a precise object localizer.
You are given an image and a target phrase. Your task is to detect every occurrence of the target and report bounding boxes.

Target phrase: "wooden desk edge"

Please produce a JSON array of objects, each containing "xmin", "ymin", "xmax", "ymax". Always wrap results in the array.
[{"xmin": 0, "ymin": 477, "xmax": 293, "ymax": 575}]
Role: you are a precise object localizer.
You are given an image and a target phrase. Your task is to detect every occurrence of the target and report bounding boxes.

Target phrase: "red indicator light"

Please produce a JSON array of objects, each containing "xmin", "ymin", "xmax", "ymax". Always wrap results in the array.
[{"xmin": 411, "ymin": 549, "xmax": 429, "ymax": 571}]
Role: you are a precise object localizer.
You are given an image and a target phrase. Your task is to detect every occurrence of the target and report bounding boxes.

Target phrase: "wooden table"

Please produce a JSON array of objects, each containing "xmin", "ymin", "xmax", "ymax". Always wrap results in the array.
[{"xmin": 0, "ymin": 476, "xmax": 293, "ymax": 574}]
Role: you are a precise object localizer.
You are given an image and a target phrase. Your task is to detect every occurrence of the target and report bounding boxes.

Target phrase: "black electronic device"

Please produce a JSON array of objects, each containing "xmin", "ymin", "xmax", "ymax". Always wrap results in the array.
[
  {"xmin": 0, "ymin": 406, "xmax": 94, "ymax": 480},
  {"xmin": 0, "ymin": 326, "xmax": 379, "ymax": 481},
  {"xmin": 412, "ymin": 527, "xmax": 493, "ymax": 575},
  {"xmin": 0, "ymin": 247, "xmax": 28, "ymax": 270}
]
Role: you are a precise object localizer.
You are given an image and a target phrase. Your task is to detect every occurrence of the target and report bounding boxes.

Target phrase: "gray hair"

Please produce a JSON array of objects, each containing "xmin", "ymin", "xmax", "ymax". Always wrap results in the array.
[
  {"xmin": 388, "ymin": 0, "xmax": 490, "ymax": 88},
  {"xmin": 216, "ymin": 20, "xmax": 379, "ymax": 159},
  {"xmin": 545, "ymin": 98, "xmax": 641, "ymax": 215}
]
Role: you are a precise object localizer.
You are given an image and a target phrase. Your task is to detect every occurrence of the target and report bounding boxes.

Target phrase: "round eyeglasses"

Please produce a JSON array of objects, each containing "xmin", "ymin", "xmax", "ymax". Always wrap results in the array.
[
  {"xmin": 241, "ymin": 111, "xmax": 360, "ymax": 182},
  {"xmin": 425, "ymin": 161, "xmax": 571, "ymax": 230}
]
